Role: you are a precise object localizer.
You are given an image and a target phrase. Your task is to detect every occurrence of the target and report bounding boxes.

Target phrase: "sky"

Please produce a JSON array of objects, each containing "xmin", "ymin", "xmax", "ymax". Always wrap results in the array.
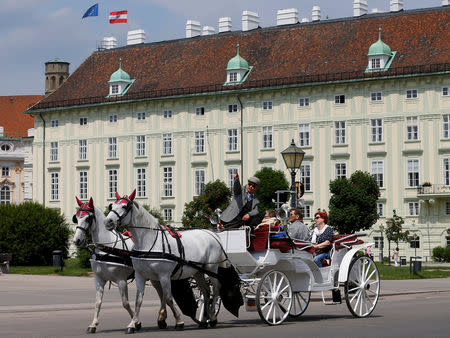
[{"xmin": 0, "ymin": 0, "xmax": 444, "ymax": 96}]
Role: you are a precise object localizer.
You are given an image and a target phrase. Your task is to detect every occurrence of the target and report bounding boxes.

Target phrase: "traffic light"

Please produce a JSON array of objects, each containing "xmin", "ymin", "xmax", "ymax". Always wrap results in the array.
[{"xmin": 295, "ymin": 181, "xmax": 305, "ymax": 198}]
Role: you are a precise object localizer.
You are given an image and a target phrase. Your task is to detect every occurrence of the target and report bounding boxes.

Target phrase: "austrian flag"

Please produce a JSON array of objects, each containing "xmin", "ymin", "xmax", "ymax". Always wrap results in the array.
[{"xmin": 109, "ymin": 10, "xmax": 127, "ymax": 24}]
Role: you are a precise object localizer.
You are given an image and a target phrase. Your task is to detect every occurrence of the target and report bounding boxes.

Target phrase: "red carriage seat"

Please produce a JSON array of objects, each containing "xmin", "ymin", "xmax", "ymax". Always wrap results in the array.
[{"xmin": 249, "ymin": 221, "xmax": 282, "ymax": 252}]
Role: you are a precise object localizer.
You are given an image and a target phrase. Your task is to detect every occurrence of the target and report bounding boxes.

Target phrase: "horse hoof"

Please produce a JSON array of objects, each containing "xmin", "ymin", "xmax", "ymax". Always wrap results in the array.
[
  {"xmin": 175, "ymin": 323, "xmax": 184, "ymax": 331},
  {"xmin": 126, "ymin": 327, "xmax": 135, "ymax": 334},
  {"xmin": 198, "ymin": 322, "xmax": 208, "ymax": 329},
  {"xmin": 135, "ymin": 322, "xmax": 142, "ymax": 331},
  {"xmin": 157, "ymin": 320, "xmax": 167, "ymax": 329},
  {"xmin": 86, "ymin": 327, "xmax": 96, "ymax": 333},
  {"xmin": 209, "ymin": 319, "xmax": 218, "ymax": 328}
]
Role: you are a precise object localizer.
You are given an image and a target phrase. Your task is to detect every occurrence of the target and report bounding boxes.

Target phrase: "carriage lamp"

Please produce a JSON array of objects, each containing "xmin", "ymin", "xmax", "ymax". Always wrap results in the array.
[{"xmin": 281, "ymin": 139, "xmax": 305, "ymax": 208}]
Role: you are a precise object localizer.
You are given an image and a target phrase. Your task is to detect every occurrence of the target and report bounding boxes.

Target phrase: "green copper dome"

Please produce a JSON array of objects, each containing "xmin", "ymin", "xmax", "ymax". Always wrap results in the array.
[
  {"xmin": 368, "ymin": 28, "xmax": 392, "ymax": 56},
  {"xmin": 227, "ymin": 44, "xmax": 249, "ymax": 70},
  {"xmin": 109, "ymin": 59, "xmax": 132, "ymax": 83}
]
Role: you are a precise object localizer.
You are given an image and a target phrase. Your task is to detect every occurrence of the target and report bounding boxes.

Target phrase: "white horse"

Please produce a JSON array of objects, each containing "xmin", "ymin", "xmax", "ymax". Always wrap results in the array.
[
  {"xmin": 104, "ymin": 190, "xmax": 226, "ymax": 333},
  {"xmin": 72, "ymin": 196, "xmax": 138, "ymax": 333}
]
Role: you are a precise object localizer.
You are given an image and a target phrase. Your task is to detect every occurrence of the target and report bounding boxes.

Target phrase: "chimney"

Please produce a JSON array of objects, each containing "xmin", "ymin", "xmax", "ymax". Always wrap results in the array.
[
  {"xmin": 242, "ymin": 11, "xmax": 259, "ymax": 31},
  {"xmin": 202, "ymin": 26, "xmax": 215, "ymax": 35},
  {"xmin": 311, "ymin": 6, "xmax": 321, "ymax": 21},
  {"xmin": 371, "ymin": 8, "xmax": 384, "ymax": 13},
  {"xmin": 390, "ymin": 0, "xmax": 404, "ymax": 12},
  {"xmin": 353, "ymin": 0, "xmax": 368, "ymax": 16},
  {"xmin": 443, "ymin": 0, "xmax": 449, "ymax": 5},
  {"xmin": 102, "ymin": 36, "xmax": 117, "ymax": 49},
  {"xmin": 186, "ymin": 20, "xmax": 201, "ymax": 38},
  {"xmin": 219, "ymin": 17, "xmax": 232, "ymax": 32},
  {"xmin": 277, "ymin": 8, "xmax": 298, "ymax": 25},
  {"xmin": 301, "ymin": 18, "xmax": 310, "ymax": 23},
  {"xmin": 127, "ymin": 29, "xmax": 146, "ymax": 45}
]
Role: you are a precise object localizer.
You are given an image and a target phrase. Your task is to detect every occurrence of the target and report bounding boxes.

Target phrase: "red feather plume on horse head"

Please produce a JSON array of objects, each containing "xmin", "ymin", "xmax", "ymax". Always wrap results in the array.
[
  {"xmin": 129, "ymin": 189, "xmax": 136, "ymax": 201},
  {"xmin": 88, "ymin": 197, "xmax": 94, "ymax": 209},
  {"xmin": 115, "ymin": 191, "xmax": 121, "ymax": 201},
  {"xmin": 76, "ymin": 196, "xmax": 83, "ymax": 207}
]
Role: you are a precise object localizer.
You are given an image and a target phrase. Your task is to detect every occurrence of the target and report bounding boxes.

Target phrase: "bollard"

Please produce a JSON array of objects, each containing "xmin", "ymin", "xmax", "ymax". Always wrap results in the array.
[{"xmin": 52, "ymin": 250, "xmax": 64, "ymax": 271}]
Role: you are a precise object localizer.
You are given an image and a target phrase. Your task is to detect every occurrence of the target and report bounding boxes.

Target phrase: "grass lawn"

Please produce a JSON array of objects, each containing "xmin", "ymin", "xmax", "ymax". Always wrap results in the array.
[
  {"xmin": 377, "ymin": 263, "xmax": 450, "ymax": 279},
  {"xmin": 9, "ymin": 258, "xmax": 92, "ymax": 277}
]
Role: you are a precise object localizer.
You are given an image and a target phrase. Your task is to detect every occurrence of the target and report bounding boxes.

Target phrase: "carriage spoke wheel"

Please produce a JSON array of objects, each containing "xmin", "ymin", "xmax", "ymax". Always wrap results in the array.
[
  {"xmin": 344, "ymin": 256, "xmax": 380, "ymax": 318},
  {"xmin": 289, "ymin": 291, "xmax": 311, "ymax": 318},
  {"xmin": 256, "ymin": 270, "xmax": 293, "ymax": 325},
  {"xmin": 190, "ymin": 278, "xmax": 221, "ymax": 325}
]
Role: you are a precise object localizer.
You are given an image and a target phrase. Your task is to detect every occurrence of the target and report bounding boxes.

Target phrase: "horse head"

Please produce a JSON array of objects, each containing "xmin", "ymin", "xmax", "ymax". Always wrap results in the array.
[
  {"xmin": 73, "ymin": 196, "xmax": 96, "ymax": 246},
  {"xmin": 104, "ymin": 189, "xmax": 136, "ymax": 231}
]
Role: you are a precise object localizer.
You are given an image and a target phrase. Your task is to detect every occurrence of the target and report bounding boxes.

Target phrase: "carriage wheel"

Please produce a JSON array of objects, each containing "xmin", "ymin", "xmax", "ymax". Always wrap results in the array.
[
  {"xmin": 256, "ymin": 270, "xmax": 293, "ymax": 325},
  {"xmin": 288, "ymin": 291, "xmax": 311, "ymax": 318},
  {"xmin": 344, "ymin": 255, "xmax": 380, "ymax": 318},
  {"xmin": 190, "ymin": 278, "xmax": 221, "ymax": 324}
]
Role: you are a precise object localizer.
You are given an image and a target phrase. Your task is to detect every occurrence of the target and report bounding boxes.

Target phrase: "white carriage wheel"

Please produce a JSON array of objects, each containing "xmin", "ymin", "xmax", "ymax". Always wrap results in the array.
[
  {"xmin": 289, "ymin": 291, "xmax": 311, "ymax": 318},
  {"xmin": 344, "ymin": 255, "xmax": 380, "ymax": 318},
  {"xmin": 256, "ymin": 270, "xmax": 293, "ymax": 325},
  {"xmin": 190, "ymin": 278, "xmax": 221, "ymax": 324}
]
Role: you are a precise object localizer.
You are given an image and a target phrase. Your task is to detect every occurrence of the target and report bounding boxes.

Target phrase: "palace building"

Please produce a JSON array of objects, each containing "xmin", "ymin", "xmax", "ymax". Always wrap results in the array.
[{"xmin": 26, "ymin": 4, "xmax": 450, "ymax": 259}]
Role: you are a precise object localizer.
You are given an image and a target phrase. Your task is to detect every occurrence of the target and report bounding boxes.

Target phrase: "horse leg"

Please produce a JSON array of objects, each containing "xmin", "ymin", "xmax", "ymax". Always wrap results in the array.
[
  {"xmin": 208, "ymin": 276, "xmax": 221, "ymax": 328},
  {"xmin": 149, "ymin": 280, "xmax": 167, "ymax": 329},
  {"xmin": 126, "ymin": 273, "xmax": 145, "ymax": 334},
  {"xmin": 117, "ymin": 279, "xmax": 138, "ymax": 330},
  {"xmin": 87, "ymin": 276, "xmax": 106, "ymax": 333},
  {"xmin": 160, "ymin": 275, "xmax": 184, "ymax": 330},
  {"xmin": 193, "ymin": 273, "xmax": 210, "ymax": 328}
]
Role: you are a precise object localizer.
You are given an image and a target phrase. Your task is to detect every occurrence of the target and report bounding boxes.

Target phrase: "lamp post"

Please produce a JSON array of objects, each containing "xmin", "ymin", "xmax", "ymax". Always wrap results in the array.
[
  {"xmin": 386, "ymin": 219, "xmax": 393, "ymax": 266},
  {"xmin": 281, "ymin": 139, "xmax": 305, "ymax": 208}
]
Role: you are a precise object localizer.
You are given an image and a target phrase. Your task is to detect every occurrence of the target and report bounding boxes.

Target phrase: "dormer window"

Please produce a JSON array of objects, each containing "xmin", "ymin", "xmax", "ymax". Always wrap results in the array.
[
  {"xmin": 371, "ymin": 58, "xmax": 381, "ymax": 69},
  {"xmin": 107, "ymin": 58, "xmax": 135, "ymax": 97},
  {"xmin": 111, "ymin": 84, "xmax": 119, "ymax": 95},
  {"xmin": 224, "ymin": 43, "xmax": 253, "ymax": 86},
  {"xmin": 366, "ymin": 28, "xmax": 396, "ymax": 73},
  {"xmin": 229, "ymin": 72, "xmax": 238, "ymax": 83}
]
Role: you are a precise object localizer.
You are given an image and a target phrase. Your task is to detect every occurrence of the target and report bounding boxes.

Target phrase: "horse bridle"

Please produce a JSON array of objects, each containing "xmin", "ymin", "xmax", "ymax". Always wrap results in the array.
[
  {"xmin": 73, "ymin": 207, "xmax": 95, "ymax": 234},
  {"xmin": 108, "ymin": 197, "xmax": 133, "ymax": 228}
]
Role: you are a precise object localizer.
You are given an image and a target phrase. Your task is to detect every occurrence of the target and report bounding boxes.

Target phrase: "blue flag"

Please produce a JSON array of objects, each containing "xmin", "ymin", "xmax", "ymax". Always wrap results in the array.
[{"xmin": 82, "ymin": 4, "xmax": 98, "ymax": 19}]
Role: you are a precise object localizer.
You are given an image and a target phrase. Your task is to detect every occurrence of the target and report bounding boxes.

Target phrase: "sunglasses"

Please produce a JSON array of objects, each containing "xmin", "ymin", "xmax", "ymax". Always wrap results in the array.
[
  {"xmin": 314, "ymin": 216, "xmax": 321, "ymax": 220},
  {"xmin": 248, "ymin": 183, "xmax": 257, "ymax": 188}
]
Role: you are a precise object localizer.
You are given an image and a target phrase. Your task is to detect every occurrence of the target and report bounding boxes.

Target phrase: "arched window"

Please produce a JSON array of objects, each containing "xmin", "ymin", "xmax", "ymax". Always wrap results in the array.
[
  {"xmin": 51, "ymin": 76, "xmax": 56, "ymax": 89},
  {"xmin": 59, "ymin": 76, "xmax": 64, "ymax": 86},
  {"xmin": 0, "ymin": 186, "xmax": 11, "ymax": 204}
]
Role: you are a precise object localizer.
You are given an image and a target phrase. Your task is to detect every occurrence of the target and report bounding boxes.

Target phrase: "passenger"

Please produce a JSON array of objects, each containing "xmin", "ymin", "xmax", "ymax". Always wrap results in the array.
[
  {"xmin": 254, "ymin": 210, "xmax": 279, "ymax": 231},
  {"xmin": 287, "ymin": 208, "xmax": 309, "ymax": 241},
  {"xmin": 311, "ymin": 211, "xmax": 334, "ymax": 267}
]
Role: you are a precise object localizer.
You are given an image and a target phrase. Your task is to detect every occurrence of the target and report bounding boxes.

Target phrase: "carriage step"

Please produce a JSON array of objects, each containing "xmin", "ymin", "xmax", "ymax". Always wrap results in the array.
[{"xmin": 332, "ymin": 289, "xmax": 342, "ymax": 303}]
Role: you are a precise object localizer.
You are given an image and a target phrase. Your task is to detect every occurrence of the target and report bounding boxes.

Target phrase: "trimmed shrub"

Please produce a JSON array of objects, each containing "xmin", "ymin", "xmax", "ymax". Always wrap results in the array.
[
  {"xmin": 432, "ymin": 246, "xmax": 446, "ymax": 262},
  {"xmin": 445, "ymin": 246, "xmax": 450, "ymax": 263},
  {"xmin": 0, "ymin": 202, "xmax": 72, "ymax": 265}
]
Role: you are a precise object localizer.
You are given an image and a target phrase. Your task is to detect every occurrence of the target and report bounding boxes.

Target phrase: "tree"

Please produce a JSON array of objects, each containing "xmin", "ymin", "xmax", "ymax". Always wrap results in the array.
[
  {"xmin": 254, "ymin": 167, "xmax": 290, "ymax": 214},
  {"xmin": 182, "ymin": 180, "xmax": 231, "ymax": 228},
  {"xmin": 328, "ymin": 170, "xmax": 380, "ymax": 234},
  {"xmin": 382, "ymin": 210, "xmax": 410, "ymax": 248}
]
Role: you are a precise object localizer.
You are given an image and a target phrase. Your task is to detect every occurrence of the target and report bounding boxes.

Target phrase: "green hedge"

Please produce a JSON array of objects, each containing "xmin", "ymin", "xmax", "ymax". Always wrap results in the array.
[
  {"xmin": 0, "ymin": 202, "xmax": 72, "ymax": 265},
  {"xmin": 432, "ymin": 246, "xmax": 450, "ymax": 262}
]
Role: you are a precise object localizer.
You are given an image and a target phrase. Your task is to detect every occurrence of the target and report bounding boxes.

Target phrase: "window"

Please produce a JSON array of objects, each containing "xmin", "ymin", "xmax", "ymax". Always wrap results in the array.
[
  {"xmin": 407, "ymin": 159, "xmax": 420, "ymax": 187},
  {"xmin": 194, "ymin": 169, "xmax": 205, "ymax": 196},
  {"xmin": 262, "ymin": 101, "xmax": 273, "ymax": 110},
  {"xmin": 229, "ymin": 72, "xmax": 237, "ymax": 82},
  {"xmin": 79, "ymin": 139, "xmax": 87, "ymax": 160},
  {"xmin": 162, "ymin": 133, "xmax": 172, "ymax": 155},
  {"xmin": 406, "ymin": 116, "xmax": 419, "ymax": 140},
  {"xmin": 79, "ymin": 171, "xmax": 88, "ymax": 200},
  {"xmin": 80, "ymin": 117, "xmax": 88, "ymax": 126},
  {"xmin": 136, "ymin": 168, "xmax": 146, "ymax": 197},
  {"xmin": 111, "ymin": 84, "xmax": 119, "ymax": 95},
  {"xmin": 443, "ymin": 158, "xmax": 450, "ymax": 186},
  {"xmin": 298, "ymin": 98, "xmax": 310, "ymax": 107},
  {"xmin": 227, "ymin": 168, "xmax": 239, "ymax": 189},
  {"xmin": 136, "ymin": 135, "xmax": 146, "ymax": 157},
  {"xmin": 228, "ymin": 104, "xmax": 238, "ymax": 113},
  {"xmin": 1, "ymin": 167, "xmax": 9, "ymax": 177},
  {"xmin": 227, "ymin": 129, "xmax": 238, "ymax": 151},
  {"xmin": 50, "ymin": 142, "xmax": 58, "ymax": 161},
  {"xmin": 410, "ymin": 236, "xmax": 420, "ymax": 248},
  {"xmin": 194, "ymin": 131, "xmax": 205, "ymax": 153},
  {"xmin": 371, "ymin": 92, "xmax": 382, "ymax": 102},
  {"xmin": 371, "ymin": 58, "xmax": 381, "ymax": 69},
  {"xmin": 163, "ymin": 110, "xmax": 172, "ymax": 119},
  {"xmin": 445, "ymin": 202, "xmax": 450, "ymax": 215},
  {"xmin": 335, "ymin": 162, "xmax": 347, "ymax": 179},
  {"xmin": 377, "ymin": 203, "xmax": 384, "ymax": 217},
  {"xmin": 446, "ymin": 236, "xmax": 450, "ymax": 247},
  {"xmin": 108, "ymin": 137, "xmax": 117, "ymax": 158},
  {"xmin": 137, "ymin": 112, "xmax": 146, "ymax": 120},
  {"xmin": 1, "ymin": 144, "xmax": 11, "ymax": 151},
  {"xmin": 406, "ymin": 89, "xmax": 418, "ymax": 99},
  {"xmin": 370, "ymin": 119, "xmax": 383, "ymax": 142},
  {"xmin": 408, "ymin": 202, "xmax": 420, "ymax": 216},
  {"xmin": 108, "ymin": 169, "xmax": 118, "ymax": 199},
  {"xmin": 51, "ymin": 119, "xmax": 59, "ymax": 128},
  {"xmin": 300, "ymin": 205, "xmax": 311, "ymax": 218},
  {"xmin": 443, "ymin": 87, "xmax": 449, "ymax": 96},
  {"xmin": 298, "ymin": 124, "xmax": 310, "ymax": 147},
  {"xmin": 334, "ymin": 95, "xmax": 345, "ymax": 104},
  {"xmin": 195, "ymin": 107, "xmax": 205, "ymax": 116},
  {"xmin": 334, "ymin": 121, "xmax": 346, "ymax": 144},
  {"xmin": 163, "ymin": 208, "xmax": 173, "ymax": 221},
  {"xmin": 374, "ymin": 236, "xmax": 384, "ymax": 249},
  {"xmin": 163, "ymin": 167, "xmax": 173, "ymax": 197},
  {"xmin": 444, "ymin": 115, "xmax": 450, "ymax": 139},
  {"xmin": 0, "ymin": 186, "xmax": 11, "ymax": 204},
  {"xmin": 109, "ymin": 114, "xmax": 118, "ymax": 123},
  {"xmin": 371, "ymin": 160, "xmax": 384, "ymax": 188},
  {"xmin": 262, "ymin": 126, "xmax": 273, "ymax": 149},
  {"xmin": 50, "ymin": 172, "xmax": 59, "ymax": 201},
  {"xmin": 299, "ymin": 164, "xmax": 311, "ymax": 191}
]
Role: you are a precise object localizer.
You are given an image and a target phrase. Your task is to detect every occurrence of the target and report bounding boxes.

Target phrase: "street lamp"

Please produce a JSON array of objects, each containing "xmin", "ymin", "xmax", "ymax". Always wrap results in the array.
[
  {"xmin": 386, "ymin": 219, "xmax": 393, "ymax": 266},
  {"xmin": 281, "ymin": 139, "xmax": 305, "ymax": 208}
]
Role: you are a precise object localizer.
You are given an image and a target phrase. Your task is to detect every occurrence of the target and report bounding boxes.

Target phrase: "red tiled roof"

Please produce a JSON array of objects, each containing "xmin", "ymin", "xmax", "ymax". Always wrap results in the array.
[
  {"xmin": 0, "ymin": 95, "xmax": 42, "ymax": 137},
  {"xmin": 31, "ymin": 7, "xmax": 449, "ymax": 110}
]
